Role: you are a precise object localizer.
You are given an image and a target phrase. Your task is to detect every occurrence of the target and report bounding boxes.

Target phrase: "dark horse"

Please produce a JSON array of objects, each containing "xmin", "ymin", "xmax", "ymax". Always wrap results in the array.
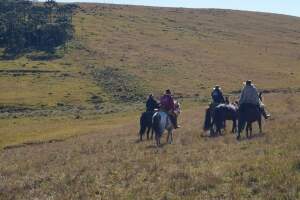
[
  {"xmin": 237, "ymin": 104, "xmax": 262, "ymax": 140},
  {"xmin": 139, "ymin": 111, "xmax": 155, "ymax": 141},
  {"xmin": 204, "ymin": 103, "xmax": 238, "ymax": 136},
  {"xmin": 237, "ymin": 93, "xmax": 264, "ymax": 140}
]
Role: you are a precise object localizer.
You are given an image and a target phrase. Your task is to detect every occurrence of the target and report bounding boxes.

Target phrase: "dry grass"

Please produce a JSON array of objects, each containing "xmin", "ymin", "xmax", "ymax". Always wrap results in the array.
[{"xmin": 0, "ymin": 93, "xmax": 300, "ymax": 199}]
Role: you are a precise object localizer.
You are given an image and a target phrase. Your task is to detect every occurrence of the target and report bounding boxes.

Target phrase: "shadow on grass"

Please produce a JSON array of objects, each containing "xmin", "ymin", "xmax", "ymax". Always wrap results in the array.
[
  {"xmin": 146, "ymin": 143, "xmax": 167, "ymax": 149},
  {"xmin": 238, "ymin": 132, "xmax": 266, "ymax": 141},
  {"xmin": 134, "ymin": 138, "xmax": 154, "ymax": 143}
]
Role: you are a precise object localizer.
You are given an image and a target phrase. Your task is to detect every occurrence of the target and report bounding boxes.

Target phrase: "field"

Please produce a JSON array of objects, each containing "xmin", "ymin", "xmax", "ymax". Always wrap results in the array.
[{"xmin": 0, "ymin": 3, "xmax": 300, "ymax": 199}]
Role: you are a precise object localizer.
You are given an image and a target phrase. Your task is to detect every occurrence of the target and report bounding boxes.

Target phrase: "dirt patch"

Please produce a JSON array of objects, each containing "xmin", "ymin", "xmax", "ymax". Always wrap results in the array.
[
  {"xmin": 0, "ymin": 105, "xmax": 35, "ymax": 114},
  {"xmin": 3, "ymin": 139, "xmax": 64, "ymax": 150},
  {"xmin": 0, "ymin": 69, "xmax": 61, "ymax": 76},
  {"xmin": 93, "ymin": 67, "xmax": 148, "ymax": 102}
]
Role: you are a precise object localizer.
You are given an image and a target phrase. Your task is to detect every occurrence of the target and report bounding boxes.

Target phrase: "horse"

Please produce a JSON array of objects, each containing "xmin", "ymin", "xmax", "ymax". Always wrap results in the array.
[
  {"xmin": 236, "ymin": 93, "xmax": 264, "ymax": 140},
  {"xmin": 139, "ymin": 111, "xmax": 155, "ymax": 141},
  {"xmin": 237, "ymin": 104, "xmax": 262, "ymax": 139},
  {"xmin": 203, "ymin": 103, "xmax": 238, "ymax": 136},
  {"xmin": 152, "ymin": 101, "xmax": 181, "ymax": 147}
]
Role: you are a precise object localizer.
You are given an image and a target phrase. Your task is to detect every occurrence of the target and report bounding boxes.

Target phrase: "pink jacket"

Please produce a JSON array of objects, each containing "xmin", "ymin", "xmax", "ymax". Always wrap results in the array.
[{"xmin": 160, "ymin": 94, "xmax": 175, "ymax": 111}]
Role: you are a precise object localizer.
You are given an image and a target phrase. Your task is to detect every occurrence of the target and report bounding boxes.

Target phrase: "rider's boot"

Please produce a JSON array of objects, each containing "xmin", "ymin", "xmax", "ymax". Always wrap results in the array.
[{"xmin": 170, "ymin": 115, "xmax": 180, "ymax": 129}]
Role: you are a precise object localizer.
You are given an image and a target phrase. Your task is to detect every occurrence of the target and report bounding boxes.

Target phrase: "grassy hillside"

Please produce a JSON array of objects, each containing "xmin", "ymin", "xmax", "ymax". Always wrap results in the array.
[
  {"xmin": 1, "ymin": 3, "xmax": 300, "ymax": 145},
  {"xmin": 0, "ymin": 4, "xmax": 300, "ymax": 199}
]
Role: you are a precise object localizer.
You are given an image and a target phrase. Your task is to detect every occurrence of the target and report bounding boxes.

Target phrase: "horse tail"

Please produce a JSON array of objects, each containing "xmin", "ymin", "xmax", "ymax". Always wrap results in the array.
[
  {"xmin": 139, "ymin": 112, "xmax": 147, "ymax": 136},
  {"xmin": 203, "ymin": 108, "xmax": 211, "ymax": 131},
  {"xmin": 152, "ymin": 113, "xmax": 161, "ymax": 137}
]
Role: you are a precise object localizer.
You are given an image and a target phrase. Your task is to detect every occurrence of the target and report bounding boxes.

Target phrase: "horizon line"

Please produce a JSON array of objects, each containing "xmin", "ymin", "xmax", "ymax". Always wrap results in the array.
[{"xmin": 54, "ymin": 1, "xmax": 300, "ymax": 18}]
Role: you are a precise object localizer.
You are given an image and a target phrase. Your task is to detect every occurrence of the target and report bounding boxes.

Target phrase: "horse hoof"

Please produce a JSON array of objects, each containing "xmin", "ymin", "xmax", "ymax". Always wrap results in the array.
[{"xmin": 236, "ymin": 135, "xmax": 240, "ymax": 140}]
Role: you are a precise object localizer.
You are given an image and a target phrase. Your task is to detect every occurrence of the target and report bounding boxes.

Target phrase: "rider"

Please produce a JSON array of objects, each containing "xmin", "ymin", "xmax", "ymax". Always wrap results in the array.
[
  {"xmin": 239, "ymin": 80, "xmax": 270, "ymax": 119},
  {"xmin": 211, "ymin": 85, "xmax": 225, "ymax": 105},
  {"xmin": 160, "ymin": 89, "xmax": 180, "ymax": 129},
  {"xmin": 146, "ymin": 94, "xmax": 159, "ymax": 112}
]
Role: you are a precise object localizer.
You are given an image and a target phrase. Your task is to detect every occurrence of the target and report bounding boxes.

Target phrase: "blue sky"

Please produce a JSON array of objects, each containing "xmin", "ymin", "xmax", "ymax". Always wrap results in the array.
[{"xmin": 59, "ymin": 0, "xmax": 300, "ymax": 17}]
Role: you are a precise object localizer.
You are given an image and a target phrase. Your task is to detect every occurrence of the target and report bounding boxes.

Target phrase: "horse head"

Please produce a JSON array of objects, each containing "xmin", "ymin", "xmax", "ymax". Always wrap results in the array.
[{"xmin": 174, "ymin": 100, "xmax": 181, "ymax": 115}]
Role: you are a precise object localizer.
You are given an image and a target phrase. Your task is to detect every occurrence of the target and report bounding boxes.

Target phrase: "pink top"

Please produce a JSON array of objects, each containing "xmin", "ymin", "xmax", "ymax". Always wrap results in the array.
[{"xmin": 160, "ymin": 94, "xmax": 175, "ymax": 111}]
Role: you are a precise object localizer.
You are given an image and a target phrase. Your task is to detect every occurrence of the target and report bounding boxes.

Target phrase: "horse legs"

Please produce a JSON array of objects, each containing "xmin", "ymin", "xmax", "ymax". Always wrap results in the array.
[
  {"xmin": 167, "ymin": 130, "xmax": 173, "ymax": 144},
  {"xmin": 246, "ymin": 123, "xmax": 253, "ymax": 138},
  {"xmin": 237, "ymin": 120, "xmax": 245, "ymax": 140},
  {"xmin": 150, "ymin": 128, "xmax": 154, "ymax": 140},
  {"xmin": 232, "ymin": 119, "xmax": 237, "ymax": 134},
  {"xmin": 246, "ymin": 123, "xmax": 249, "ymax": 138},
  {"xmin": 155, "ymin": 134, "xmax": 160, "ymax": 147},
  {"xmin": 210, "ymin": 118, "xmax": 216, "ymax": 137},
  {"xmin": 258, "ymin": 119, "xmax": 262, "ymax": 134},
  {"xmin": 139, "ymin": 123, "xmax": 148, "ymax": 141},
  {"xmin": 166, "ymin": 131, "xmax": 169, "ymax": 143},
  {"xmin": 166, "ymin": 131, "xmax": 173, "ymax": 144},
  {"xmin": 246, "ymin": 123, "xmax": 250, "ymax": 138},
  {"xmin": 146, "ymin": 127, "xmax": 151, "ymax": 140},
  {"xmin": 217, "ymin": 124, "xmax": 222, "ymax": 136}
]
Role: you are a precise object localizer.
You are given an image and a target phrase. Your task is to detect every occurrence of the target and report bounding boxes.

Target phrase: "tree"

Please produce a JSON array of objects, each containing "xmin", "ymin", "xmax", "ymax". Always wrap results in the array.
[{"xmin": 0, "ymin": 0, "xmax": 77, "ymax": 56}]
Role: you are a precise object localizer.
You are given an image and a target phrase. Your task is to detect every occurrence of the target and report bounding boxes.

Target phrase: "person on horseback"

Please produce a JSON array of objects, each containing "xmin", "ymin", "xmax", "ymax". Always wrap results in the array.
[
  {"xmin": 211, "ymin": 85, "xmax": 225, "ymax": 105},
  {"xmin": 239, "ymin": 80, "xmax": 270, "ymax": 119},
  {"xmin": 209, "ymin": 85, "xmax": 225, "ymax": 118},
  {"xmin": 146, "ymin": 94, "xmax": 159, "ymax": 112},
  {"xmin": 160, "ymin": 89, "xmax": 180, "ymax": 129}
]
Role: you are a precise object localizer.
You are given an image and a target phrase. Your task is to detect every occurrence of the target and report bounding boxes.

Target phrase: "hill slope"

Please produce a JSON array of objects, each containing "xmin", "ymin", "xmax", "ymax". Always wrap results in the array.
[{"xmin": 1, "ymin": 4, "xmax": 300, "ymax": 116}]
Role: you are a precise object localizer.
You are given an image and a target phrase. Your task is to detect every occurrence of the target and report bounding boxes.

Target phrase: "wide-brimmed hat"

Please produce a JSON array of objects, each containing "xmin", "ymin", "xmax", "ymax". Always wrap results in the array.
[
  {"xmin": 213, "ymin": 85, "xmax": 221, "ymax": 90},
  {"xmin": 244, "ymin": 80, "xmax": 252, "ymax": 85}
]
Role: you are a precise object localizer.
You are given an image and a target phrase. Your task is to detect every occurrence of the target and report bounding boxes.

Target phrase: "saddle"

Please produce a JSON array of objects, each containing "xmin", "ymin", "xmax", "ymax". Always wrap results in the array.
[{"xmin": 239, "ymin": 103, "xmax": 260, "ymax": 113}]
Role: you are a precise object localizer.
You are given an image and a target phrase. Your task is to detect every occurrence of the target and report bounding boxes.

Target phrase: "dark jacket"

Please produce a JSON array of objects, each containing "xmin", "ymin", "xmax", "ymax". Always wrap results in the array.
[
  {"xmin": 146, "ymin": 97, "xmax": 159, "ymax": 112},
  {"xmin": 211, "ymin": 89, "xmax": 225, "ymax": 104}
]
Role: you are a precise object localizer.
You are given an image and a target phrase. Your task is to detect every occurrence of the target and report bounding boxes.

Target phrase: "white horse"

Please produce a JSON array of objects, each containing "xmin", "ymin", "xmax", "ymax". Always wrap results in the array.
[{"xmin": 152, "ymin": 101, "xmax": 181, "ymax": 147}]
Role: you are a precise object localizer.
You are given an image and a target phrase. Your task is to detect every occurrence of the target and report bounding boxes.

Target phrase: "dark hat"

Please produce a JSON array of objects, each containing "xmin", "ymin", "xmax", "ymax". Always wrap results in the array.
[
  {"xmin": 165, "ymin": 89, "xmax": 171, "ymax": 94},
  {"xmin": 213, "ymin": 85, "xmax": 221, "ymax": 90},
  {"xmin": 244, "ymin": 80, "xmax": 252, "ymax": 85}
]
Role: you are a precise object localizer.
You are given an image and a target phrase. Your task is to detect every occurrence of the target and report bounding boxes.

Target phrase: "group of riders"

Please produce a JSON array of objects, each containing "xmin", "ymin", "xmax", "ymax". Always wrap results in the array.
[{"xmin": 145, "ymin": 80, "xmax": 270, "ymax": 129}]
